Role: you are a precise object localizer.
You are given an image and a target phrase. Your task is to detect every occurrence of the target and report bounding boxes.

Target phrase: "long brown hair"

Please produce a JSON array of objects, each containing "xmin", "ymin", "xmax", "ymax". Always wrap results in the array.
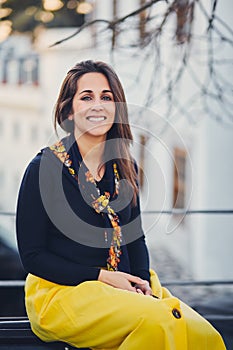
[{"xmin": 54, "ymin": 60, "xmax": 138, "ymax": 205}]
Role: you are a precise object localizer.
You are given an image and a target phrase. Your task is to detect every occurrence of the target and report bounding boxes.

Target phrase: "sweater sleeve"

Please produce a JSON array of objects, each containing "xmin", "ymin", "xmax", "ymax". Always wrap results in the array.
[
  {"xmin": 16, "ymin": 155, "xmax": 100, "ymax": 286},
  {"xmin": 126, "ymin": 194, "xmax": 151, "ymax": 283},
  {"xmin": 127, "ymin": 236, "xmax": 150, "ymax": 282}
]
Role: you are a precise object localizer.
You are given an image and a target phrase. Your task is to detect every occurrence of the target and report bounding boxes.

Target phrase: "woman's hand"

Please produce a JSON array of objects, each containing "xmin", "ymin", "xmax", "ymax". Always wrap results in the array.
[
  {"xmin": 134, "ymin": 281, "xmax": 153, "ymax": 296},
  {"xmin": 98, "ymin": 270, "xmax": 147, "ymax": 293}
]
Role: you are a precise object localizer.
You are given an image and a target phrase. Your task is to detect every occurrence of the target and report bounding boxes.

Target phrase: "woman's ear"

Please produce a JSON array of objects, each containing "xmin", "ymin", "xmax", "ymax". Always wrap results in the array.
[{"xmin": 68, "ymin": 114, "xmax": 73, "ymax": 121}]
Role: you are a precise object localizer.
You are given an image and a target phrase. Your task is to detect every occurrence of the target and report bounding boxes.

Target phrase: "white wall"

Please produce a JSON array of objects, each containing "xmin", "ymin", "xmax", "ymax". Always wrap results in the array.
[{"xmin": 190, "ymin": 117, "xmax": 233, "ymax": 280}]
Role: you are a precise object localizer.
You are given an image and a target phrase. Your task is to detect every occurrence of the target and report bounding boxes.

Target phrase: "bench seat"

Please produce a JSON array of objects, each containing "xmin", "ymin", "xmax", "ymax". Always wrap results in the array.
[{"xmin": 0, "ymin": 317, "xmax": 89, "ymax": 350}]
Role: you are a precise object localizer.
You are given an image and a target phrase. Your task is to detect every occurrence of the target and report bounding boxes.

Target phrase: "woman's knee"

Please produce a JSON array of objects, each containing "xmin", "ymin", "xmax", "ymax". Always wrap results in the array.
[{"xmin": 136, "ymin": 295, "xmax": 183, "ymax": 327}]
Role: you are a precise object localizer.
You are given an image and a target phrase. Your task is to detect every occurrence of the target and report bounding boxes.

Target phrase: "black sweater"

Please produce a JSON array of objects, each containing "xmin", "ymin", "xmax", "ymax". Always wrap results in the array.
[{"xmin": 16, "ymin": 135, "xmax": 150, "ymax": 286}]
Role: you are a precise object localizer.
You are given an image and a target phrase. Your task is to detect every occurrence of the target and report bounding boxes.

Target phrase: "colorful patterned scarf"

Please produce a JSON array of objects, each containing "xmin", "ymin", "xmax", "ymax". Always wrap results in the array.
[{"xmin": 49, "ymin": 139, "xmax": 123, "ymax": 271}]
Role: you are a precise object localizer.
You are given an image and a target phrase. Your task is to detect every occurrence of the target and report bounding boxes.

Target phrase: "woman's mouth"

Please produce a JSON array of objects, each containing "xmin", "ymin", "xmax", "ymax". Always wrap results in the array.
[{"xmin": 86, "ymin": 116, "xmax": 107, "ymax": 122}]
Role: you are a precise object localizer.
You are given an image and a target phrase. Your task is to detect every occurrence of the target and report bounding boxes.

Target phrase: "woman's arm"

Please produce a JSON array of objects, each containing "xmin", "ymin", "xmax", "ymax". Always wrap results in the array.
[
  {"xmin": 127, "ymin": 235, "xmax": 150, "ymax": 282},
  {"xmin": 16, "ymin": 156, "xmax": 100, "ymax": 286},
  {"xmin": 126, "ymin": 191, "xmax": 151, "ymax": 283}
]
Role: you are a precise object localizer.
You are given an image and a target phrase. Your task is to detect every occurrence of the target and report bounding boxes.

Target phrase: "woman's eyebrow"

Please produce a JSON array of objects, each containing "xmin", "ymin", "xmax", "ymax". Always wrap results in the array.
[
  {"xmin": 79, "ymin": 89, "xmax": 92, "ymax": 95},
  {"xmin": 102, "ymin": 89, "xmax": 113, "ymax": 94},
  {"xmin": 79, "ymin": 89, "xmax": 113, "ymax": 95}
]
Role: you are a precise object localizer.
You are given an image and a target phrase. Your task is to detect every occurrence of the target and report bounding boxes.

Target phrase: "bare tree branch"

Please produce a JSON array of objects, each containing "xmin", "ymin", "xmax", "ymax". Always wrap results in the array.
[
  {"xmin": 49, "ymin": 0, "xmax": 233, "ymax": 129},
  {"xmin": 49, "ymin": 19, "xmax": 110, "ymax": 47},
  {"xmin": 50, "ymin": 0, "xmax": 165, "ymax": 48},
  {"xmin": 207, "ymin": 0, "xmax": 218, "ymax": 31}
]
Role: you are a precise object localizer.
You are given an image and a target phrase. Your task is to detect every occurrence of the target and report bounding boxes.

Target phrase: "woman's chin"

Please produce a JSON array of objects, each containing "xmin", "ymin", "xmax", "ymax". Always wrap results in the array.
[{"xmin": 84, "ymin": 125, "xmax": 113, "ymax": 138}]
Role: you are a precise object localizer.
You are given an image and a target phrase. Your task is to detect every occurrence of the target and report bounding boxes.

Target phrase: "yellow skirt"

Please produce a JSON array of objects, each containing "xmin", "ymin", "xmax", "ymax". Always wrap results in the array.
[{"xmin": 25, "ymin": 270, "xmax": 226, "ymax": 350}]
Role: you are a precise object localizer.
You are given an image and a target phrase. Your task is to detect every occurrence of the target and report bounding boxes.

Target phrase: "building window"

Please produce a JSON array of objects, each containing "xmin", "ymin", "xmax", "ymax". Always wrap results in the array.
[
  {"xmin": 6, "ymin": 59, "xmax": 19, "ymax": 84},
  {"xmin": 1, "ymin": 52, "xmax": 39, "ymax": 85},
  {"xmin": 173, "ymin": 147, "xmax": 186, "ymax": 209},
  {"xmin": 19, "ymin": 56, "xmax": 39, "ymax": 86},
  {"xmin": 0, "ymin": 59, "xmax": 3, "ymax": 83},
  {"xmin": 1, "ymin": 58, "xmax": 8, "ymax": 84}
]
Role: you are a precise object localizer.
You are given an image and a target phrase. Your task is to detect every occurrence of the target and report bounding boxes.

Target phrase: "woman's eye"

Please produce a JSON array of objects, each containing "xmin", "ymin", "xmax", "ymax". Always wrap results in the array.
[
  {"xmin": 102, "ymin": 95, "xmax": 112, "ymax": 101},
  {"xmin": 81, "ymin": 96, "xmax": 92, "ymax": 101}
]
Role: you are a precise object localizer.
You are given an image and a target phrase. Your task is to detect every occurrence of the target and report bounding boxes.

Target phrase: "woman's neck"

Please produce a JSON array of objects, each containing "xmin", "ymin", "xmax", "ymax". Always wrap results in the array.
[{"xmin": 74, "ymin": 132, "xmax": 106, "ymax": 179}]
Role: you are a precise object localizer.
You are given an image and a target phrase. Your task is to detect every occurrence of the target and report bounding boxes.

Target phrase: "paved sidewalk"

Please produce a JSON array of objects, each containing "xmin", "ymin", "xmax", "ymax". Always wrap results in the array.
[{"xmin": 149, "ymin": 245, "xmax": 233, "ymax": 306}]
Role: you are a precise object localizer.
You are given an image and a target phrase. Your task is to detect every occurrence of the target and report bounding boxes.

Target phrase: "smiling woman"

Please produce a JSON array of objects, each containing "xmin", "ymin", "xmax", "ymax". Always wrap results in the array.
[
  {"xmin": 54, "ymin": 60, "xmax": 138, "ymax": 201},
  {"xmin": 16, "ymin": 60, "xmax": 226, "ymax": 350}
]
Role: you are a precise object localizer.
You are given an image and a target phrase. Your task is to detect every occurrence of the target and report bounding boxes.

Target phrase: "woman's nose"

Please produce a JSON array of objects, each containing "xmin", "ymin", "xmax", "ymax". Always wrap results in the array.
[{"xmin": 91, "ymin": 101, "xmax": 104, "ymax": 111}]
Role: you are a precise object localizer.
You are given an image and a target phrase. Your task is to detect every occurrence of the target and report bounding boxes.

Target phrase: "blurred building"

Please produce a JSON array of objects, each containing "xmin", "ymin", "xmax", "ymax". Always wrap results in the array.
[{"xmin": 0, "ymin": 0, "xmax": 232, "ymax": 281}]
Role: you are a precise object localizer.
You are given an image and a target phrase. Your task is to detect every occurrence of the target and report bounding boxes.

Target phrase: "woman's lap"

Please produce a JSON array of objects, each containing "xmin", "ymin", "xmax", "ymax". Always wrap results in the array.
[{"xmin": 25, "ymin": 274, "xmax": 226, "ymax": 350}]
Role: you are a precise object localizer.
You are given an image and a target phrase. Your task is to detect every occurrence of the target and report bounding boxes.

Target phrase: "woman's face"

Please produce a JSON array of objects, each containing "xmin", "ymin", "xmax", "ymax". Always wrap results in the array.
[{"xmin": 70, "ymin": 72, "xmax": 115, "ymax": 139}]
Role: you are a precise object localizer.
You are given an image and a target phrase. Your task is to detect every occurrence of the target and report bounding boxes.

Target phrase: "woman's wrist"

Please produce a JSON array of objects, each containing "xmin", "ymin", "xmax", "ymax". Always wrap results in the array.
[{"xmin": 98, "ymin": 269, "xmax": 110, "ymax": 283}]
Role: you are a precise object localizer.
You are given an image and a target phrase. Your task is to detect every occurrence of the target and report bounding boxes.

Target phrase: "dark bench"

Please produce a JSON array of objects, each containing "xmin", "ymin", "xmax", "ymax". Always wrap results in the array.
[{"xmin": 0, "ymin": 317, "xmax": 89, "ymax": 350}]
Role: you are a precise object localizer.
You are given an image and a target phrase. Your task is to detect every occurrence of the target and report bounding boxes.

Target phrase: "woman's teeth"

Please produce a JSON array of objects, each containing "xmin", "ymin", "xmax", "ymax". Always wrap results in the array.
[{"xmin": 87, "ymin": 116, "xmax": 106, "ymax": 122}]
